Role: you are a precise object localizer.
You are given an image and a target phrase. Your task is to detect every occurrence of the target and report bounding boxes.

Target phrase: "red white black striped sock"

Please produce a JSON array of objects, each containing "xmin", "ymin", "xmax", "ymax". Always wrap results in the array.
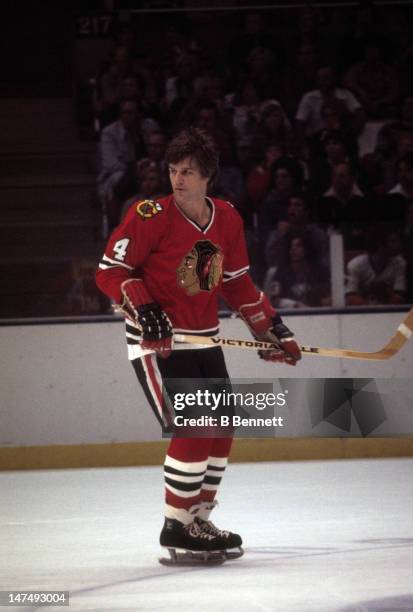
[
  {"xmin": 164, "ymin": 436, "xmax": 233, "ymax": 524},
  {"xmin": 164, "ymin": 454, "xmax": 207, "ymax": 524}
]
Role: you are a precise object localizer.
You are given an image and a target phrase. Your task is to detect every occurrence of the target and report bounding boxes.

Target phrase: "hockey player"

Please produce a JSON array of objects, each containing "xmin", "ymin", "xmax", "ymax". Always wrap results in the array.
[{"xmin": 96, "ymin": 127, "xmax": 301, "ymax": 564}]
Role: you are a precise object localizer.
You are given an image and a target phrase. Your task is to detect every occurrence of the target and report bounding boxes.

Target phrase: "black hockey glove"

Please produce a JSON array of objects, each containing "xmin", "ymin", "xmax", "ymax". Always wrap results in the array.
[
  {"xmin": 118, "ymin": 279, "xmax": 173, "ymax": 358},
  {"xmin": 239, "ymin": 294, "xmax": 301, "ymax": 366},
  {"xmin": 258, "ymin": 315, "xmax": 301, "ymax": 365},
  {"xmin": 137, "ymin": 302, "xmax": 173, "ymax": 358}
]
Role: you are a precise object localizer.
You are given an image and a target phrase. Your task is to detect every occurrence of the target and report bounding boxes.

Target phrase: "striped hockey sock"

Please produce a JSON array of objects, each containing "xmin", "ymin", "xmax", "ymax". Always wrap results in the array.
[
  {"xmin": 164, "ymin": 454, "xmax": 208, "ymax": 525},
  {"xmin": 198, "ymin": 456, "xmax": 228, "ymax": 518}
]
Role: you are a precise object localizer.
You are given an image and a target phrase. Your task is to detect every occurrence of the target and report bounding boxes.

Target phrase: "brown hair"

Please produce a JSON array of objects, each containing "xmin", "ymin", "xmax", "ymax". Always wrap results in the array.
[{"xmin": 165, "ymin": 127, "xmax": 219, "ymax": 181}]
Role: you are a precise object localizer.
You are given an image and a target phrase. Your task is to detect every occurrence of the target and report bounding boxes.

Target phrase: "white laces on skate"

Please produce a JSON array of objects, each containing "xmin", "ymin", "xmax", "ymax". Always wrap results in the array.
[
  {"xmin": 186, "ymin": 520, "xmax": 216, "ymax": 541},
  {"xmin": 197, "ymin": 518, "xmax": 230, "ymax": 539}
]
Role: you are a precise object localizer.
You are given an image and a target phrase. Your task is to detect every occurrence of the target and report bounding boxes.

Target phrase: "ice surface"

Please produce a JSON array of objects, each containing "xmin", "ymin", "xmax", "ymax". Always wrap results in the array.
[{"xmin": 1, "ymin": 459, "xmax": 412, "ymax": 611}]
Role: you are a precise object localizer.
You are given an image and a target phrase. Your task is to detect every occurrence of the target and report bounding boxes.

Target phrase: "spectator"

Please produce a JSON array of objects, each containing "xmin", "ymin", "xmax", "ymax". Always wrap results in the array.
[
  {"xmin": 163, "ymin": 50, "xmax": 200, "ymax": 127},
  {"xmin": 120, "ymin": 73, "xmax": 162, "ymax": 124},
  {"xmin": 377, "ymin": 152, "xmax": 413, "ymax": 227},
  {"xmin": 264, "ymin": 230, "xmax": 331, "ymax": 308},
  {"xmin": 258, "ymin": 156, "xmax": 305, "ymax": 243},
  {"xmin": 98, "ymin": 46, "xmax": 134, "ymax": 127},
  {"xmin": 265, "ymin": 192, "xmax": 328, "ymax": 268},
  {"xmin": 375, "ymin": 96, "xmax": 413, "ymax": 162},
  {"xmin": 178, "ymin": 101, "xmax": 232, "ymax": 143},
  {"xmin": 246, "ymin": 142, "xmax": 286, "ymax": 212},
  {"xmin": 279, "ymin": 41, "xmax": 319, "ymax": 118},
  {"xmin": 97, "ymin": 99, "xmax": 156, "ymax": 228},
  {"xmin": 346, "ymin": 227, "xmax": 407, "ymax": 305},
  {"xmin": 234, "ymin": 135, "xmax": 259, "ymax": 177},
  {"xmin": 175, "ymin": 73, "xmax": 231, "ymax": 134},
  {"xmin": 361, "ymin": 128, "xmax": 413, "ymax": 198},
  {"xmin": 192, "ymin": 73, "xmax": 226, "ymax": 113},
  {"xmin": 310, "ymin": 102, "xmax": 359, "ymax": 160},
  {"xmin": 252, "ymin": 99, "xmax": 295, "ymax": 156},
  {"xmin": 213, "ymin": 135, "xmax": 245, "ymax": 209},
  {"xmin": 335, "ymin": 2, "xmax": 386, "ymax": 73},
  {"xmin": 295, "ymin": 66, "xmax": 365, "ymax": 155},
  {"xmin": 195, "ymin": 103, "xmax": 221, "ymax": 134},
  {"xmin": 318, "ymin": 161, "xmax": 369, "ymax": 249},
  {"xmin": 224, "ymin": 80, "xmax": 262, "ymax": 141},
  {"xmin": 121, "ymin": 162, "xmax": 167, "ymax": 218},
  {"xmin": 228, "ymin": 11, "xmax": 284, "ymax": 76},
  {"xmin": 344, "ymin": 40, "xmax": 399, "ymax": 119},
  {"xmin": 114, "ymin": 24, "xmax": 139, "ymax": 57},
  {"xmin": 309, "ymin": 129, "xmax": 358, "ymax": 197},
  {"xmin": 365, "ymin": 132, "xmax": 413, "ymax": 197},
  {"xmin": 284, "ymin": 5, "xmax": 322, "ymax": 58},
  {"xmin": 140, "ymin": 131, "xmax": 170, "ymax": 193},
  {"xmin": 242, "ymin": 45, "xmax": 280, "ymax": 100},
  {"xmin": 96, "ymin": 72, "xmax": 161, "ymax": 132}
]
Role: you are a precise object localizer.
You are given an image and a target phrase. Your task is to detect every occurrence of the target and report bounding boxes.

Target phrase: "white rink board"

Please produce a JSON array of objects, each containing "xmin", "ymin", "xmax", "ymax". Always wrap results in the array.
[{"xmin": 1, "ymin": 312, "xmax": 412, "ymax": 446}]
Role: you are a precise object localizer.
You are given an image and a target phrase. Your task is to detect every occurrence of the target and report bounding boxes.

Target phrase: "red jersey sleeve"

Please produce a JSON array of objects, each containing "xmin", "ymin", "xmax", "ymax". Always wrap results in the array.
[
  {"xmin": 219, "ymin": 206, "xmax": 262, "ymax": 310},
  {"xmin": 96, "ymin": 199, "xmax": 166, "ymax": 303}
]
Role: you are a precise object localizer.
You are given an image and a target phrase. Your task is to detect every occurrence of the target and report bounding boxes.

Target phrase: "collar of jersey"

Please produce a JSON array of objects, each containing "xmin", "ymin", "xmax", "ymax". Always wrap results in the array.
[{"xmin": 173, "ymin": 196, "xmax": 215, "ymax": 233}]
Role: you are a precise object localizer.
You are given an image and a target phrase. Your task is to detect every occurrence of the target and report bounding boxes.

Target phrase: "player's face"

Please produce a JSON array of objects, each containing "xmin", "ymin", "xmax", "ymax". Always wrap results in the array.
[{"xmin": 169, "ymin": 157, "xmax": 209, "ymax": 207}]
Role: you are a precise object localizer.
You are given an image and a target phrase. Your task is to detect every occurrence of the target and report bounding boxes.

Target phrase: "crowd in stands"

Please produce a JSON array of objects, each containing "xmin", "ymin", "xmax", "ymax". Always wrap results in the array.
[{"xmin": 92, "ymin": 4, "xmax": 413, "ymax": 308}]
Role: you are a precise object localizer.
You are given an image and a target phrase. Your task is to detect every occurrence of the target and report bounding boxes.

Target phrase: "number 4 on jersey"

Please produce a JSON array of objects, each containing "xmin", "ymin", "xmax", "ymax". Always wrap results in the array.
[{"xmin": 113, "ymin": 238, "xmax": 130, "ymax": 261}]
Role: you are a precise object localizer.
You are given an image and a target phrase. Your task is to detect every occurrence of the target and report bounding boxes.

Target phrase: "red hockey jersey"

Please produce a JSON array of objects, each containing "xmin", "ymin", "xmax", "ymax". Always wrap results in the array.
[{"xmin": 96, "ymin": 195, "xmax": 261, "ymax": 355}]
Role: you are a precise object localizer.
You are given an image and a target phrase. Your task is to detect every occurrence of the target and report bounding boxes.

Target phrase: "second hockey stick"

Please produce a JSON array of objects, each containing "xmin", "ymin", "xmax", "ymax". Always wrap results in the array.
[{"xmin": 174, "ymin": 308, "xmax": 413, "ymax": 361}]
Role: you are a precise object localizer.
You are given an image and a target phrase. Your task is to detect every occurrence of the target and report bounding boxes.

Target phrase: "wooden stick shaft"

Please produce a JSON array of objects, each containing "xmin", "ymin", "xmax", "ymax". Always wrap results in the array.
[
  {"xmin": 173, "ymin": 308, "xmax": 413, "ymax": 361},
  {"xmin": 173, "ymin": 334, "xmax": 392, "ymax": 360}
]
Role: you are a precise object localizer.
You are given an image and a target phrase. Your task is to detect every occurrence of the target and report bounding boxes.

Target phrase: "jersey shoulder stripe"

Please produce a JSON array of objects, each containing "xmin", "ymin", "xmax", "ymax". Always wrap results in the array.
[
  {"xmin": 98, "ymin": 254, "xmax": 133, "ymax": 271},
  {"xmin": 223, "ymin": 266, "xmax": 249, "ymax": 282}
]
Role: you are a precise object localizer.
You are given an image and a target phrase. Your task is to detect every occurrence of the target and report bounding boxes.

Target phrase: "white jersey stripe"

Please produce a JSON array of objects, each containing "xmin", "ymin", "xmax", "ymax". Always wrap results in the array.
[
  {"xmin": 223, "ymin": 265, "xmax": 249, "ymax": 277},
  {"xmin": 126, "ymin": 331, "xmax": 141, "ymax": 340},
  {"xmin": 101, "ymin": 255, "xmax": 133, "ymax": 270},
  {"xmin": 174, "ymin": 326, "xmax": 219, "ymax": 334},
  {"xmin": 222, "ymin": 271, "xmax": 248, "ymax": 283},
  {"xmin": 141, "ymin": 354, "xmax": 164, "ymax": 422}
]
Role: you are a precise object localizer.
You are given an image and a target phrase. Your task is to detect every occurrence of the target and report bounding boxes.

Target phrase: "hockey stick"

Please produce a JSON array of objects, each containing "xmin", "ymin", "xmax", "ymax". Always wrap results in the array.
[{"xmin": 174, "ymin": 308, "xmax": 413, "ymax": 361}]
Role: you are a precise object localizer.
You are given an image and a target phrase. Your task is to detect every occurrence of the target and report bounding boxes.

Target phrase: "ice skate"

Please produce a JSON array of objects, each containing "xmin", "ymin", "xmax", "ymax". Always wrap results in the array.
[
  {"xmin": 195, "ymin": 516, "xmax": 244, "ymax": 559},
  {"xmin": 159, "ymin": 518, "xmax": 227, "ymax": 566}
]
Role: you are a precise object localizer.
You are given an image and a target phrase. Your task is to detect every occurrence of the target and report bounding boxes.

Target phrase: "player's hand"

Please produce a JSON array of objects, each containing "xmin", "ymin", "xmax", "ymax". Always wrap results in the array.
[
  {"xmin": 239, "ymin": 294, "xmax": 301, "ymax": 366},
  {"xmin": 258, "ymin": 316, "xmax": 301, "ymax": 366},
  {"xmin": 118, "ymin": 279, "xmax": 173, "ymax": 358},
  {"xmin": 137, "ymin": 303, "xmax": 173, "ymax": 358}
]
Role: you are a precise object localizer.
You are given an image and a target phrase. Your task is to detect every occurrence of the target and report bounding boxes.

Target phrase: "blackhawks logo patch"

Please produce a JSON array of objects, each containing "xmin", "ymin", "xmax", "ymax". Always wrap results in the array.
[
  {"xmin": 177, "ymin": 240, "xmax": 223, "ymax": 296},
  {"xmin": 136, "ymin": 199, "xmax": 163, "ymax": 220}
]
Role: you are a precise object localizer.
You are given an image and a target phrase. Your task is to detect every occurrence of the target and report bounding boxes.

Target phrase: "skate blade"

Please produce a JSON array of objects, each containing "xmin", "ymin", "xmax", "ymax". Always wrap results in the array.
[
  {"xmin": 224, "ymin": 546, "xmax": 244, "ymax": 560},
  {"xmin": 159, "ymin": 547, "xmax": 226, "ymax": 566}
]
